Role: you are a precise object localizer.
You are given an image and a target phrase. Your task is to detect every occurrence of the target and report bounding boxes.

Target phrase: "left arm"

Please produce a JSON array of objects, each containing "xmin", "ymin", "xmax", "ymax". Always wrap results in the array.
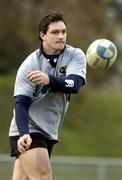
[
  {"xmin": 27, "ymin": 71, "xmax": 85, "ymax": 93},
  {"xmin": 27, "ymin": 48, "xmax": 87, "ymax": 93},
  {"xmin": 49, "ymin": 74, "xmax": 85, "ymax": 93}
]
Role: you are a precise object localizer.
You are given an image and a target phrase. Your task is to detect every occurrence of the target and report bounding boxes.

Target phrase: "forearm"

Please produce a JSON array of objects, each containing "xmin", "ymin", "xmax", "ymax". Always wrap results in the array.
[
  {"xmin": 49, "ymin": 74, "xmax": 85, "ymax": 93},
  {"xmin": 27, "ymin": 70, "xmax": 85, "ymax": 93},
  {"xmin": 14, "ymin": 95, "xmax": 31, "ymax": 136}
]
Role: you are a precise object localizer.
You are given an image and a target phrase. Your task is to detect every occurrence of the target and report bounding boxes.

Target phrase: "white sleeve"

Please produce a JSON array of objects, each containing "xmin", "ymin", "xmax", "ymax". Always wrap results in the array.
[
  {"xmin": 14, "ymin": 58, "xmax": 36, "ymax": 98},
  {"xmin": 66, "ymin": 48, "xmax": 87, "ymax": 81}
]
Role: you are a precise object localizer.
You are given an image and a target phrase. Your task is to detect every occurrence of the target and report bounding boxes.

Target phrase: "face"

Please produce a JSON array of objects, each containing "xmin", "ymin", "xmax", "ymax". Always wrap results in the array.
[{"xmin": 40, "ymin": 21, "xmax": 67, "ymax": 54}]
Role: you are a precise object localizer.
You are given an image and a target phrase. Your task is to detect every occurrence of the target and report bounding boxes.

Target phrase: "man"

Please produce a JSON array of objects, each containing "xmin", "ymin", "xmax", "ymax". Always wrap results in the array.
[{"xmin": 9, "ymin": 11, "xmax": 87, "ymax": 180}]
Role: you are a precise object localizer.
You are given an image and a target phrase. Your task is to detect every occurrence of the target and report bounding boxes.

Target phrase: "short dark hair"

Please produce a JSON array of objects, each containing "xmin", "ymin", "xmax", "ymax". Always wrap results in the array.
[{"xmin": 38, "ymin": 11, "xmax": 66, "ymax": 42}]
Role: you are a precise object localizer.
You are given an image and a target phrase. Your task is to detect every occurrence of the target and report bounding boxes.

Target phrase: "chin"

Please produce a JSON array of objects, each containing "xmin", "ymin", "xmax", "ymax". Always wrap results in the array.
[{"xmin": 56, "ymin": 44, "xmax": 65, "ymax": 50}]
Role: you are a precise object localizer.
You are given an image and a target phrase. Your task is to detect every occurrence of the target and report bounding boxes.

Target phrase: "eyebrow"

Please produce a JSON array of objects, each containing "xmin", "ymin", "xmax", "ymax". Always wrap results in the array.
[{"xmin": 51, "ymin": 28, "xmax": 67, "ymax": 32}]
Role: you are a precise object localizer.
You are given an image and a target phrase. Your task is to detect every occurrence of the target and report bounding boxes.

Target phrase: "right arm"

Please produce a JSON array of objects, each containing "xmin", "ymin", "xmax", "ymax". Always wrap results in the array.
[
  {"xmin": 15, "ymin": 95, "xmax": 33, "ymax": 153},
  {"xmin": 15, "ymin": 95, "xmax": 31, "ymax": 136},
  {"xmin": 13, "ymin": 58, "xmax": 36, "ymax": 153}
]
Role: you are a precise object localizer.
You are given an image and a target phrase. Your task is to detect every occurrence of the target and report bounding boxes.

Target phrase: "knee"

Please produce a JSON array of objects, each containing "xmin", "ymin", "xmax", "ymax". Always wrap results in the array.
[
  {"xmin": 41, "ymin": 170, "xmax": 52, "ymax": 180},
  {"xmin": 29, "ymin": 170, "xmax": 52, "ymax": 180}
]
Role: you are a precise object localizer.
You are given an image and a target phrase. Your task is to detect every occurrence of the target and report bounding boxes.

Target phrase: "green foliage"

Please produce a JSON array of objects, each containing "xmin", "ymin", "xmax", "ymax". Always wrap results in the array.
[
  {"xmin": 0, "ymin": 0, "xmax": 121, "ymax": 77},
  {"xmin": 0, "ymin": 75, "xmax": 14, "ymax": 153},
  {"xmin": 1, "ymin": 76, "xmax": 122, "ymax": 157},
  {"xmin": 0, "ymin": 0, "xmax": 122, "ymax": 156},
  {"xmin": 54, "ymin": 86, "xmax": 122, "ymax": 157}
]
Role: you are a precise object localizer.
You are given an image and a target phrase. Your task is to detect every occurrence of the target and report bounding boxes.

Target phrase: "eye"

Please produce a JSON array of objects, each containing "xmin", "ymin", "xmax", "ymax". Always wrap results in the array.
[
  {"xmin": 51, "ymin": 30, "xmax": 59, "ymax": 34},
  {"xmin": 62, "ymin": 29, "xmax": 67, "ymax": 34}
]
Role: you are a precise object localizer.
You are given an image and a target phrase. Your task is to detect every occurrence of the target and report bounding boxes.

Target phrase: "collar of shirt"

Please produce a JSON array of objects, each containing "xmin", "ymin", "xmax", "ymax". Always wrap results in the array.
[{"xmin": 39, "ymin": 45, "xmax": 66, "ymax": 67}]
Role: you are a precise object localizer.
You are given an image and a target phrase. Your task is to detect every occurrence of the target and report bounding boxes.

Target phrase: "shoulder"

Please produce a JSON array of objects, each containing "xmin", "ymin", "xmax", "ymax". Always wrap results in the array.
[
  {"xmin": 64, "ymin": 44, "xmax": 85, "ymax": 58},
  {"xmin": 23, "ymin": 49, "xmax": 39, "ymax": 65},
  {"xmin": 65, "ymin": 45, "xmax": 86, "ymax": 59},
  {"xmin": 18, "ymin": 49, "xmax": 40, "ymax": 71}
]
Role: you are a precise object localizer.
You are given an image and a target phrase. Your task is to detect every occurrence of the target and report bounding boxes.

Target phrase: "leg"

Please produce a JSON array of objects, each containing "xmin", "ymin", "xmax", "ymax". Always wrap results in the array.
[
  {"xmin": 12, "ymin": 158, "xmax": 29, "ymax": 180},
  {"xmin": 19, "ymin": 147, "xmax": 52, "ymax": 180}
]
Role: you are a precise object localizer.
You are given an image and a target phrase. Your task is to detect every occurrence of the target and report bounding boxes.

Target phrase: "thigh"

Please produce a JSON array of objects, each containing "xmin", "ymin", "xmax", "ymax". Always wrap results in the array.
[
  {"xmin": 19, "ymin": 148, "xmax": 52, "ymax": 180},
  {"xmin": 12, "ymin": 159, "xmax": 29, "ymax": 180}
]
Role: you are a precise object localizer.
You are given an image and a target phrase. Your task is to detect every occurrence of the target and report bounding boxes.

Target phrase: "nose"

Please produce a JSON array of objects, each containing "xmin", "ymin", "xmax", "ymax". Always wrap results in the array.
[{"xmin": 59, "ymin": 32, "xmax": 64, "ymax": 39}]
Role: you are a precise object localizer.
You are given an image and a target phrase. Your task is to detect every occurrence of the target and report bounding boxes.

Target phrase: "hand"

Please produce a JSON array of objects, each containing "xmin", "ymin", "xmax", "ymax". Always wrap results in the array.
[
  {"xmin": 17, "ymin": 134, "xmax": 32, "ymax": 154},
  {"xmin": 27, "ymin": 70, "xmax": 49, "ymax": 86}
]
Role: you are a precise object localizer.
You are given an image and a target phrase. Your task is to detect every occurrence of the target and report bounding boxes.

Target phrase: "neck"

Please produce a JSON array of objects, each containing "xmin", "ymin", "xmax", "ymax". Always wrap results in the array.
[
  {"xmin": 42, "ymin": 43, "xmax": 61, "ymax": 55},
  {"xmin": 40, "ymin": 44, "xmax": 66, "ymax": 59}
]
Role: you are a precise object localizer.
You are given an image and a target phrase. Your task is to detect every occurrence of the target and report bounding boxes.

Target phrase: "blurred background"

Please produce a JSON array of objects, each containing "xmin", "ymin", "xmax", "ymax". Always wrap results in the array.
[{"xmin": 0, "ymin": 0, "xmax": 122, "ymax": 179}]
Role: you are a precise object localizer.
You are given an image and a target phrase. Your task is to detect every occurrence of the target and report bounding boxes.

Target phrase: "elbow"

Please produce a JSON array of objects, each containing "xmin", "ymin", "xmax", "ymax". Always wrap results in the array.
[
  {"xmin": 70, "ymin": 83, "xmax": 85, "ymax": 94},
  {"xmin": 68, "ymin": 87, "xmax": 80, "ymax": 94},
  {"xmin": 72, "ymin": 88, "xmax": 80, "ymax": 94}
]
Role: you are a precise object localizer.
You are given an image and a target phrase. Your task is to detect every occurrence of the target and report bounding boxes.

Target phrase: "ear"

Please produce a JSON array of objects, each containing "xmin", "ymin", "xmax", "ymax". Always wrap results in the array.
[{"xmin": 40, "ymin": 32, "xmax": 45, "ymax": 41}]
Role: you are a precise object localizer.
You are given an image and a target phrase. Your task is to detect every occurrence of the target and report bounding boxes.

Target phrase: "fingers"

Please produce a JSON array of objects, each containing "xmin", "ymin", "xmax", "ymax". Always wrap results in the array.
[
  {"xmin": 27, "ymin": 71, "xmax": 42, "ymax": 85},
  {"xmin": 30, "ymin": 77, "xmax": 42, "ymax": 84},
  {"xmin": 25, "ymin": 136, "xmax": 32, "ymax": 149},
  {"xmin": 27, "ymin": 71, "xmax": 49, "ymax": 85},
  {"xmin": 17, "ymin": 139, "xmax": 26, "ymax": 153},
  {"xmin": 27, "ymin": 71, "xmax": 41, "ymax": 81},
  {"xmin": 17, "ymin": 134, "xmax": 32, "ymax": 154}
]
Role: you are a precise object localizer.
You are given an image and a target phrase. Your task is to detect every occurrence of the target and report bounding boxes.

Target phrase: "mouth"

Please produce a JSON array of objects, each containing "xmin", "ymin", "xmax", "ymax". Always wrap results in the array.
[
  {"xmin": 56, "ymin": 40, "xmax": 64, "ymax": 42},
  {"xmin": 56, "ymin": 41, "xmax": 64, "ymax": 44}
]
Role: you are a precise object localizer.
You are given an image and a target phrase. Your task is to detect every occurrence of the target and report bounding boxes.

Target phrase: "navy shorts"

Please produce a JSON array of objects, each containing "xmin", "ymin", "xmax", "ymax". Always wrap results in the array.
[{"xmin": 9, "ymin": 133, "xmax": 58, "ymax": 158}]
